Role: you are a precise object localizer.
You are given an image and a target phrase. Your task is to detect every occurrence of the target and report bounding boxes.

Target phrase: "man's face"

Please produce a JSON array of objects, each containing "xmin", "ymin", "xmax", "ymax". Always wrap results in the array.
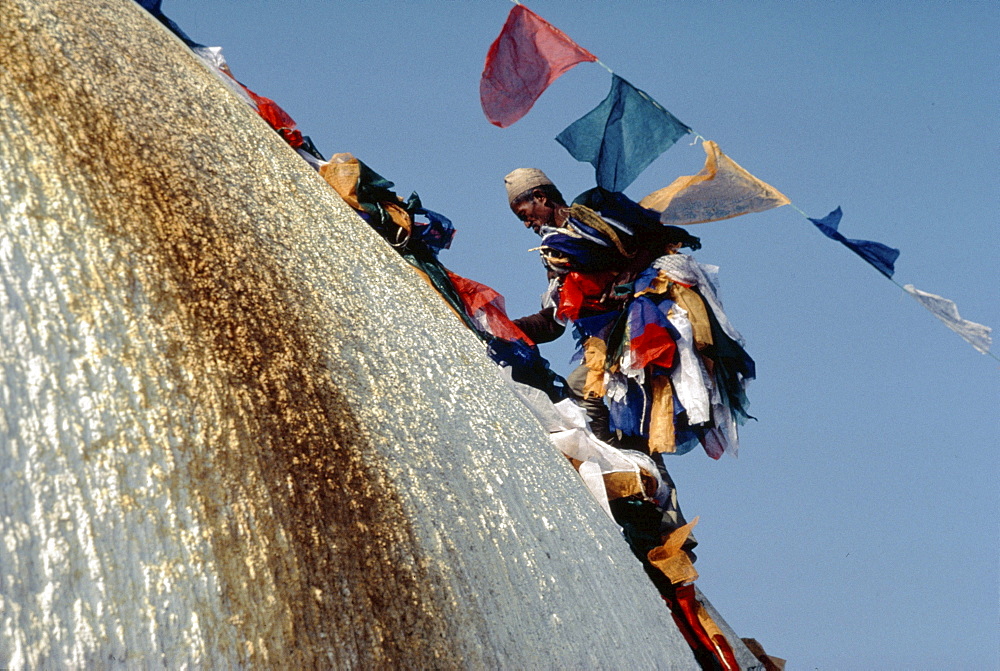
[{"xmin": 512, "ymin": 194, "xmax": 558, "ymax": 234}]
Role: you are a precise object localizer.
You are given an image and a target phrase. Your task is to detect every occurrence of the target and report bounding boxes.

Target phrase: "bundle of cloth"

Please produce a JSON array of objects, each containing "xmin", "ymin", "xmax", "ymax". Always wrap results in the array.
[
  {"xmin": 318, "ymin": 153, "xmax": 569, "ymax": 402},
  {"xmin": 511, "ymin": 179, "xmax": 755, "ymax": 460}
]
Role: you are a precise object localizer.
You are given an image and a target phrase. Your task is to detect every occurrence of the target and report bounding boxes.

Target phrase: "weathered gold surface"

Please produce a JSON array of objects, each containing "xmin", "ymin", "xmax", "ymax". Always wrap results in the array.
[{"xmin": 0, "ymin": 0, "xmax": 696, "ymax": 667}]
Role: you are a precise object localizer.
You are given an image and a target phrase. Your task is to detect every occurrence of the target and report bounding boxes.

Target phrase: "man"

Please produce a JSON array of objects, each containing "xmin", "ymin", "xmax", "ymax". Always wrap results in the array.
[
  {"xmin": 505, "ymin": 167, "xmax": 702, "ymax": 445},
  {"xmin": 503, "ymin": 169, "xmax": 758, "ymax": 668},
  {"xmin": 505, "ymin": 167, "xmax": 699, "ymax": 525}
]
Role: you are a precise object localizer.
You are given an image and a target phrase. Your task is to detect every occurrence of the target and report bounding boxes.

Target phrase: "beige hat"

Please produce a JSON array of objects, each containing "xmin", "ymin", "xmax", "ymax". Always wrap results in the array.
[{"xmin": 504, "ymin": 168, "xmax": 553, "ymax": 204}]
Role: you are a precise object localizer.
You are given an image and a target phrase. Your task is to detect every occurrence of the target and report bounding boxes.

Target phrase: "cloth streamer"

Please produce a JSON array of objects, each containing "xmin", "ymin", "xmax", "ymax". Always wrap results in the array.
[
  {"xmin": 640, "ymin": 140, "xmax": 789, "ymax": 225},
  {"xmin": 627, "ymin": 297, "xmax": 677, "ymax": 371},
  {"xmin": 557, "ymin": 74, "xmax": 689, "ymax": 192},
  {"xmin": 500, "ymin": 369, "xmax": 648, "ymax": 508},
  {"xmin": 480, "ymin": 4, "xmax": 597, "ymax": 128}
]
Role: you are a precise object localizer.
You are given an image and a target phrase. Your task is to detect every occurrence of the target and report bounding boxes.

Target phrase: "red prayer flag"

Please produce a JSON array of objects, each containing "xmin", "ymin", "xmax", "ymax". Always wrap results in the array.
[
  {"xmin": 203, "ymin": 52, "xmax": 305, "ymax": 149},
  {"xmin": 480, "ymin": 5, "xmax": 597, "ymax": 128},
  {"xmin": 630, "ymin": 323, "xmax": 676, "ymax": 370},
  {"xmin": 446, "ymin": 271, "xmax": 534, "ymax": 345},
  {"xmin": 556, "ymin": 271, "xmax": 617, "ymax": 323},
  {"xmin": 242, "ymin": 87, "xmax": 305, "ymax": 148}
]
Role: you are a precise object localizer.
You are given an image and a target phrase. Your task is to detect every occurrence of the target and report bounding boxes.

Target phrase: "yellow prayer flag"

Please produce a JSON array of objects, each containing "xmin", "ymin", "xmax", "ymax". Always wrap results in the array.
[
  {"xmin": 640, "ymin": 141, "xmax": 789, "ymax": 225},
  {"xmin": 647, "ymin": 517, "xmax": 700, "ymax": 585},
  {"xmin": 647, "ymin": 374, "xmax": 676, "ymax": 454},
  {"xmin": 581, "ymin": 336, "xmax": 607, "ymax": 399},
  {"xmin": 601, "ymin": 471, "xmax": 645, "ymax": 501},
  {"xmin": 319, "ymin": 153, "xmax": 362, "ymax": 210},
  {"xmin": 320, "ymin": 153, "xmax": 412, "ymax": 233}
]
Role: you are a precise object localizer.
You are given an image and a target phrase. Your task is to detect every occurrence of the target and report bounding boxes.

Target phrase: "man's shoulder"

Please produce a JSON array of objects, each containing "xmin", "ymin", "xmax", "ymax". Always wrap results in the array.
[
  {"xmin": 572, "ymin": 188, "xmax": 661, "ymax": 229},
  {"xmin": 565, "ymin": 203, "xmax": 611, "ymax": 230},
  {"xmin": 572, "ymin": 187, "xmax": 702, "ymax": 253}
]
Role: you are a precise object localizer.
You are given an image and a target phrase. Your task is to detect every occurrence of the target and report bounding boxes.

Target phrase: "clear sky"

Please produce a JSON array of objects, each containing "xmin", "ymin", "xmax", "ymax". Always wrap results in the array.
[{"xmin": 163, "ymin": 2, "xmax": 998, "ymax": 667}]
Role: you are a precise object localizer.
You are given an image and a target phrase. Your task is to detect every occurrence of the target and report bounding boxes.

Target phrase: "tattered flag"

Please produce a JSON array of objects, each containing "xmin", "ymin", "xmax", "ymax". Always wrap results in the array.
[
  {"xmin": 807, "ymin": 207, "xmax": 900, "ymax": 278},
  {"xmin": 903, "ymin": 285, "xmax": 992, "ymax": 354},
  {"xmin": 640, "ymin": 141, "xmax": 789, "ymax": 225},
  {"xmin": 556, "ymin": 75, "xmax": 689, "ymax": 192},
  {"xmin": 480, "ymin": 5, "xmax": 597, "ymax": 128}
]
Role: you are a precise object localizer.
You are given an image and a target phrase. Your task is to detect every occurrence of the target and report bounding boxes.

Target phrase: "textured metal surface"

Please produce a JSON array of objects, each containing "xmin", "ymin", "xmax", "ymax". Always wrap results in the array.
[{"xmin": 0, "ymin": 0, "xmax": 697, "ymax": 667}]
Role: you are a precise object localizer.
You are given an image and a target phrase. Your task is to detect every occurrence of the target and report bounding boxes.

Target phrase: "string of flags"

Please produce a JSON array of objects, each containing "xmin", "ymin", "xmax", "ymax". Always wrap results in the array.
[
  {"xmin": 480, "ymin": 2, "xmax": 994, "ymax": 358},
  {"xmin": 136, "ymin": 0, "xmax": 992, "ymax": 361},
  {"xmin": 116, "ymin": 5, "xmax": 983, "ymax": 661}
]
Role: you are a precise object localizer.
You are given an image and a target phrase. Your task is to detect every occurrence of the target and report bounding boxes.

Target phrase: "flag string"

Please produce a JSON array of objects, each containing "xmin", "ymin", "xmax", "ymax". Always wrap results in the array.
[
  {"xmin": 139, "ymin": 0, "xmax": 995, "ymax": 361},
  {"xmin": 486, "ymin": 0, "xmax": 993, "ymax": 359},
  {"xmin": 593, "ymin": 59, "xmax": 615, "ymax": 76},
  {"xmin": 784, "ymin": 205, "xmax": 998, "ymax": 361}
]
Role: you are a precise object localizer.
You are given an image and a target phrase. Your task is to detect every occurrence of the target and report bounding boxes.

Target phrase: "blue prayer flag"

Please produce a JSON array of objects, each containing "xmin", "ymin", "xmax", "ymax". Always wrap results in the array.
[
  {"xmin": 411, "ymin": 207, "xmax": 455, "ymax": 254},
  {"xmin": 133, "ymin": 0, "xmax": 203, "ymax": 48},
  {"xmin": 608, "ymin": 378, "xmax": 649, "ymax": 437},
  {"xmin": 556, "ymin": 75, "xmax": 689, "ymax": 192},
  {"xmin": 808, "ymin": 207, "xmax": 900, "ymax": 278}
]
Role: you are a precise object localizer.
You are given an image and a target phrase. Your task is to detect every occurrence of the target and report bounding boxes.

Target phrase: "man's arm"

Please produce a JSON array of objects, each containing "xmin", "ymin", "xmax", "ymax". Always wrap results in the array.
[{"xmin": 513, "ymin": 307, "xmax": 565, "ymax": 344}]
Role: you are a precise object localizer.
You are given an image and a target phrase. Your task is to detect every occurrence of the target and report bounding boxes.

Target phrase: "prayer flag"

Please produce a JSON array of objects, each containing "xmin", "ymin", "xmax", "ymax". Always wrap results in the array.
[
  {"xmin": 557, "ymin": 75, "xmax": 690, "ymax": 192},
  {"xmin": 557, "ymin": 271, "xmax": 620, "ymax": 323},
  {"xmin": 640, "ymin": 141, "xmax": 789, "ymax": 224},
  {"xmin": 241, "ymin": 87, "xmax": 305, "ymax": 148},
  {"xmin": 134, "ymin": 0, "xmax": 203, "ymax": 47},
  {"xmin": 608, "ymin": 377, "xmax": 648, "ymax": 437},
  {"xmin": 627, "ymin": 297, "xmax": 677, "ymax": 371},
  {"xmin": 648, "ymin": 518, "xmax": 700, "ymax": 585},
  {"xmin": 807, "ymin": 207, "xmax": 900, "ymax": 278},
  {"xmin": 480, "ymin": 5, "xmax": 597, "ymax": 128},
  {"xmin": 903, "ymin": 285, "xmax": 992, "ymax": 354},
  {"xmin": 411, "ymin": 208, "xmax": 455, "ymax": 253},
  {"xmin": 447, "ymin": 272, "xmax": 531, "ymax": 344}
]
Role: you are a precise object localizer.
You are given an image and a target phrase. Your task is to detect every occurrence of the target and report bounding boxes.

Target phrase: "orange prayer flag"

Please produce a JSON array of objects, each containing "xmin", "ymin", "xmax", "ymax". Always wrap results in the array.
[{"xmin": 640, "ymin": 141, "xmax": 789, "ymax": 225}]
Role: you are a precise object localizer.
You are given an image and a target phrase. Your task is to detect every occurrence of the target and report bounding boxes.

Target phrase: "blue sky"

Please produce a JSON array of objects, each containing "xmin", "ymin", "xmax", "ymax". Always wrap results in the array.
[{"xmin": 162, "ymin": 2, "xmax": 998, "ymax": 667}]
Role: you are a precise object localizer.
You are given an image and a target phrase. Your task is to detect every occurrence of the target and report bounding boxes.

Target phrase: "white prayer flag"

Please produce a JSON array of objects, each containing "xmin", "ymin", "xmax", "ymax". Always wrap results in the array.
[{"xmin": 903, "ymin": 284, "xmax": 992, "ymax": 354}]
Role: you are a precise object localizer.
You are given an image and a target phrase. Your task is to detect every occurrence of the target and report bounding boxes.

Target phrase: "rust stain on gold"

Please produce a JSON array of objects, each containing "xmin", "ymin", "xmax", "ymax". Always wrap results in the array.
[
  {"xmin": 0, "ymin": 1, "xmax": 701, "ymax": 668},
  {"xmin": 0, "ymin": 1, "xmax": 463, "ymax": 666}
]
